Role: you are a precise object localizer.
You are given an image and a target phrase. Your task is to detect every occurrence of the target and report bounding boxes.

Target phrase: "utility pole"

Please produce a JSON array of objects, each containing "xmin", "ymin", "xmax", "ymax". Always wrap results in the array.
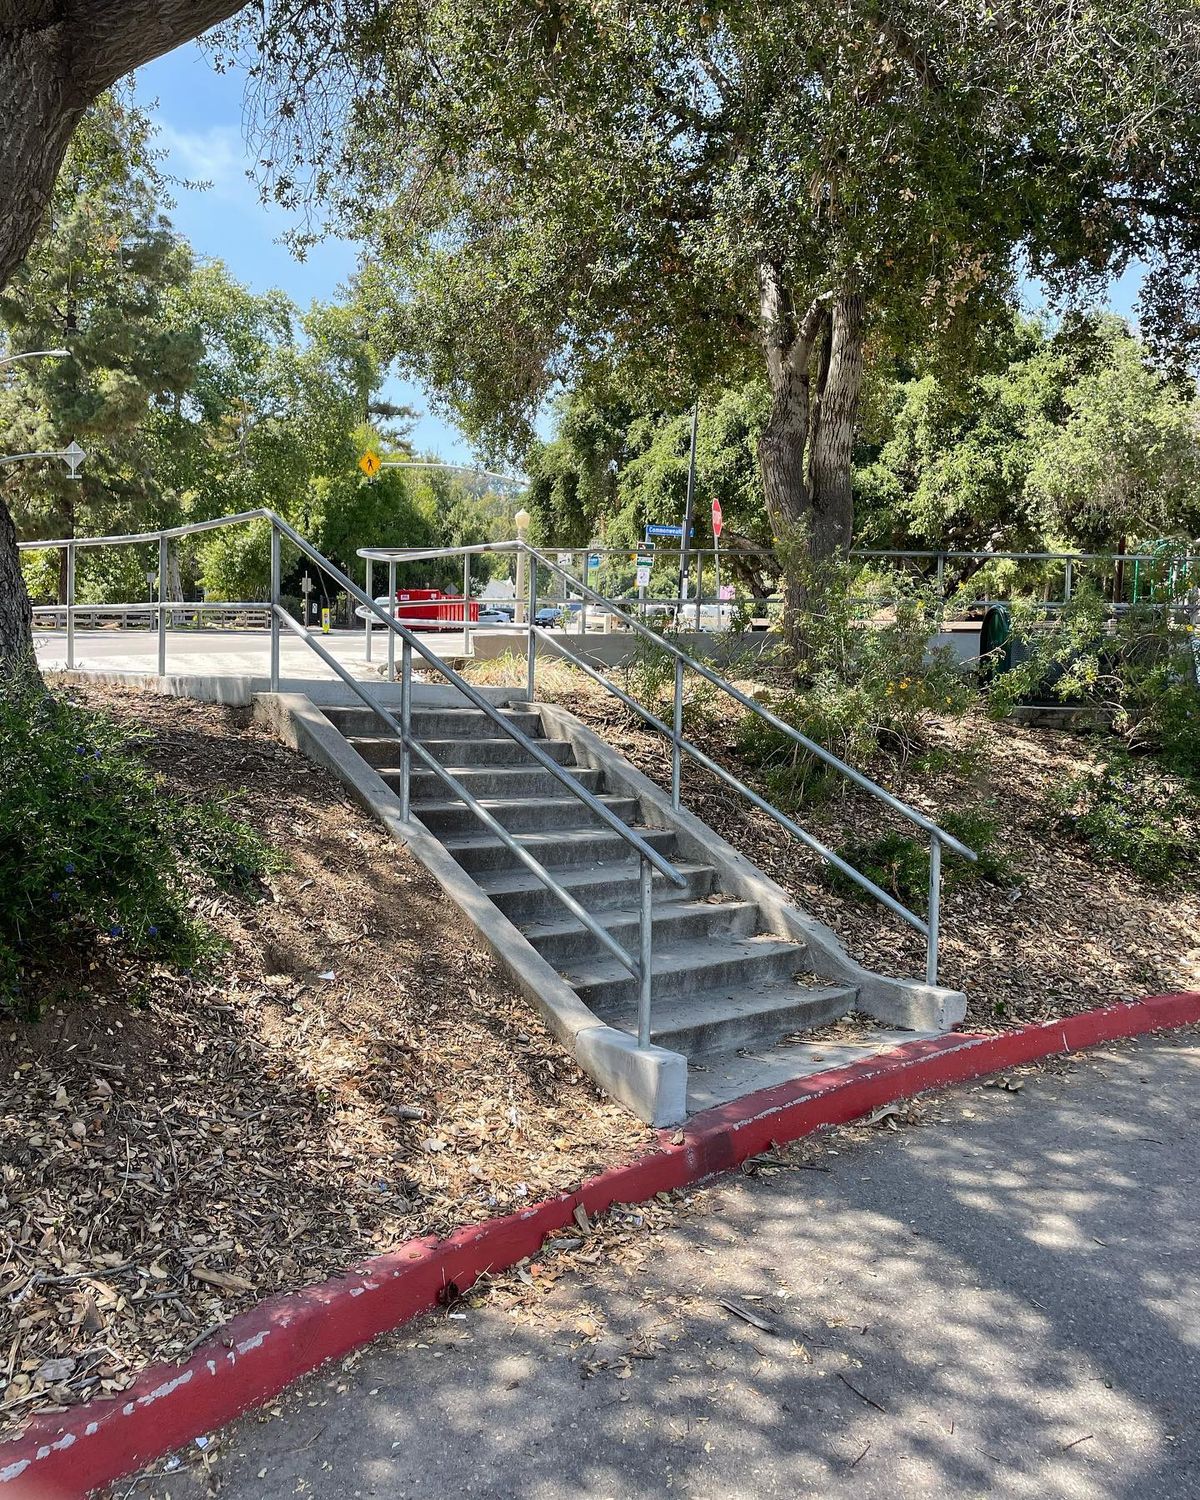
[{"xmin": 677, "ymin": 400, "xmax": 698, "ymax": 627}]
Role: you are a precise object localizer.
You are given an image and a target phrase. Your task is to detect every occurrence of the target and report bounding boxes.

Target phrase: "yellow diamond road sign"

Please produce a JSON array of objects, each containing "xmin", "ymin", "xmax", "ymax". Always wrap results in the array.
[{"xmin": 359, "ymin": 450, "xmax": 381, "ymax": 478}]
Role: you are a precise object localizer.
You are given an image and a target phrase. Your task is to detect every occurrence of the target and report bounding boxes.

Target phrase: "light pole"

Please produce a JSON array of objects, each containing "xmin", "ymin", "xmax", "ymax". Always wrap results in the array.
[
  {"xmin": 0, "ymin": 347, "xmax": 70, "ymax": 371},
  {"xmin": 0, "ymin": 440, "xmax": 86, "ymax": 475}
]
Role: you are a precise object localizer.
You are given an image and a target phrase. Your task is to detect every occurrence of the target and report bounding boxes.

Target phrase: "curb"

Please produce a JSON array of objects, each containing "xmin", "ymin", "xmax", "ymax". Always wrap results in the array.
[{"xmin": 4, "ymin": 991, "xmax": 1198, "ymax": 1498}]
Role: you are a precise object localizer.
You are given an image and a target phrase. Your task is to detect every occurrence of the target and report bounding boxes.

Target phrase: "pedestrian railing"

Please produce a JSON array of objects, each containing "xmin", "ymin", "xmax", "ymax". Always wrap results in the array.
[
  {"xmin": 20, "ymin": 510, "xmax": 686, "ymax": 1051},
  {"xmin": 361, "ymin": 539, "xmax": 978, "ymax": 986}
]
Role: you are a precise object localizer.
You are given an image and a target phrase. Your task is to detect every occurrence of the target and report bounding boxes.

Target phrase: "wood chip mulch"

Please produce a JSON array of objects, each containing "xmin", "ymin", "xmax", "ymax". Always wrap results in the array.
[{"xmin": 0, "ymin": 685, "xmax": 647, "ymax": 1441}]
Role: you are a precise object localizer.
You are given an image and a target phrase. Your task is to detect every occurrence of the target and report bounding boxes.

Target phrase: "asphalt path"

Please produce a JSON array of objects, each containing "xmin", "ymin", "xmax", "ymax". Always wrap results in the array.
[{"xmin": 124, "ymin": 1031, "xmax": 1200, "ymax": 1500}]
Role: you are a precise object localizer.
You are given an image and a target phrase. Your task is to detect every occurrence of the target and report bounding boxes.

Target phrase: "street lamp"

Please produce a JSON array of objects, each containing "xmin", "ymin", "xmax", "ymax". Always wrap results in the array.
[
  {"xmin": 0, "ymin": 439, "xmax": 85, "ymax": 477},
  {"xmin": 0, "ymin": 347, "xmax": 70, "ymax": 370}
]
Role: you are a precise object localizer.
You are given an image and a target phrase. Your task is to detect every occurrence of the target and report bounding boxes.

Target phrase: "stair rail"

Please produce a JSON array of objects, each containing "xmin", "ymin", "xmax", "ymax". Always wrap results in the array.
[
  {"xmin": 525, "ymin": 541, "xmax": 976, "ymax": 988},
  {"xmin": 21, "ymin": 509, "xmax": 686, "ymax": 1051},
  {"xmin": 358, "ymin": 537, "xmax": 976, "ymax": 986}
]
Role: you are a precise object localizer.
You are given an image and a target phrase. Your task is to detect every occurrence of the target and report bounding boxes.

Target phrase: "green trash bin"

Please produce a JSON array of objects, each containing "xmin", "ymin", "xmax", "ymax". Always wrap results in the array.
[{"xmin": 979, "ymin": 603, "xmax": 1013, "ymax": 680}]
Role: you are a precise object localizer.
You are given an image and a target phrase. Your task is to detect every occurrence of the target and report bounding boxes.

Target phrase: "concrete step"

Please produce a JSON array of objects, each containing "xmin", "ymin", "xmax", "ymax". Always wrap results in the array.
[
  {"xmin": 413, "ymin": 794, "xmax": 640, "ymax": 838},
  {"xmin": 608, "ymin": 981, "xmax": 857, "ymax": 1058},
  {"xmin": 441, "ymin": 825, "xmax": 678, "ymax": 875},
  {"xmin": 523, "ymin": 897, "xmax": 760, "ymax": 967},
  {"xmin": 325, "ymin": 705, "xmax": 544, "ymax": 740},
  {"xmin": 405, "ymin": 765, "xmax": 603, "ymax": 800},
  {"xmin": 349, "ymin": 735, "xmax": 578, "ymax": 769},
  {"xmin": 564, "ymin": 935, "xmax": 810, "ymax": 1009},
  {"xmin": 475, "ymin": 860, "xmax": 718, "ymax": 922}
]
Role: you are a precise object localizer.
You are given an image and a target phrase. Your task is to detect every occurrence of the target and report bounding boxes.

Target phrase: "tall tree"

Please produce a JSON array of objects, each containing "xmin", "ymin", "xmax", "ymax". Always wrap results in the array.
[
  {"xmin": 0, "ymin": 0, "xmax": 250, "ymax": 667},
  {"xmin": 2, "ymin": 91, "xmax": 200, "ymax": 602},
  {"xmin": 237, "ymin": 0, "xmax": 1200, "ymax": 648}
]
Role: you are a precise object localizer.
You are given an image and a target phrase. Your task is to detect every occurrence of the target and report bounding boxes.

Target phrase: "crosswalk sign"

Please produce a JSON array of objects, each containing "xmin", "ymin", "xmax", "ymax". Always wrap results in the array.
[{"xmin": 359, "ymin": 451, "xmax": 382, "ymax": 479}]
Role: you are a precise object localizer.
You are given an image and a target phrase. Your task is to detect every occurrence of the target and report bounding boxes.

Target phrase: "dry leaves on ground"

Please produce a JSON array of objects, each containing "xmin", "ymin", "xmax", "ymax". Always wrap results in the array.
[{"xmin": 0, "ymin": 686, "xmax": 646, "ymax": 1440}]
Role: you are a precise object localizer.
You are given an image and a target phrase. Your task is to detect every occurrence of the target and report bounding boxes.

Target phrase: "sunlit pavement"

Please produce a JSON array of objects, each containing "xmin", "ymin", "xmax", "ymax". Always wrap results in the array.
[
  {"xmin": 126, "ymin": 1030, "xmax": 1200, "ymax": 1500},
  {"xmin": 34, "ymin": 627, "xmax": 472, "ymax": 682}
]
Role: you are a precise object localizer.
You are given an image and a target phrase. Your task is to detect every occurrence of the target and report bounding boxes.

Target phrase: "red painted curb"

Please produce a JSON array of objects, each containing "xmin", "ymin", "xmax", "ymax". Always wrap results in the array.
[{"xmin": 4, "ymin": 991, "xmax": 1198, "ymax": 1498}]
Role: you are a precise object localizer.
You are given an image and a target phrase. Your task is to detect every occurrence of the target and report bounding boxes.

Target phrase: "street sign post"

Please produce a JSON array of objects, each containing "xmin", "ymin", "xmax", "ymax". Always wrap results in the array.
[{"xmin": 711, "ymin": 497, "xmax": 724, "ymax": 607}]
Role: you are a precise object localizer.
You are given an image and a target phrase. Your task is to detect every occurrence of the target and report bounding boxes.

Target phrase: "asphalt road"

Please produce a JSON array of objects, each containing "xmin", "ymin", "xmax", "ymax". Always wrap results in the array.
[{"xmin": 125, "ymin": 1031, "xmax": 1200, "ymax": 1500}]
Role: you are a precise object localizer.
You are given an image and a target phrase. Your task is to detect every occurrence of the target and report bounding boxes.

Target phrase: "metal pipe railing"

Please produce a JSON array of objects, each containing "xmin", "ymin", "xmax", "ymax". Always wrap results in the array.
[
  {"xmin": 273, "ymin": 606, "xmax": 655, "ymax": 992},
  {"xmin": 531, "ymin": 625, "xmax": 933, "ymax": 939},
  {"xmin": 275, "ymin": 514, "xmax": 683, "ymax": 892},
  {"xmin": 357, "ymin": 535, "xmax": 974, "ymax": 981}
]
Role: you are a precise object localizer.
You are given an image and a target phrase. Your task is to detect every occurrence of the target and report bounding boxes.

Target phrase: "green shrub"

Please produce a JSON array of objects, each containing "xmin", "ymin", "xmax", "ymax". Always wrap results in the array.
[
  {"xmin": 825, "ymin": 811, "xmax": 1018, "ymax": 910},
  {"xmin": 0, "ymin": 665, "xmax": 282, "ymax": 1009},
  {"xmin": 1046, "ymin": 752, "xmax": 1200, "ymax": 883},
  {"xmin": 986, "ymin": 569, "xmax": 1200, "ymax": 779},
  {"xmin": 734, "ymin": 561, "xmax": 976, "ymax": 806}
]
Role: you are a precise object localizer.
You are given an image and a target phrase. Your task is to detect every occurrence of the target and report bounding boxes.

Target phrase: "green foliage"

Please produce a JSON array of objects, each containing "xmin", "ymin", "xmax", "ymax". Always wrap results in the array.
[
  {"xmin": 0, "ymin": 667, "xmax": 281, "ymax": 1010},
  {"xmin": 1027, "ymin": 322, "xmax": 1200, "ymax": 548},
  {"xmin": 985, "ymin": 570, "xmax": 1200, "ymax": 777},
  {"xmin": 856, "ymin": 312, "xmax": 1200, "ymax": 560},
  {"xmin": 733, "ymin": 563, "xmax": 975, "ymax": 805},
  {"xmin": 1047, "ymin": 753, "xmax": 1200, "ymax": 884},
  {"xmin": 826, "ymin": 811, "xmax": 1017, "ymax": 911},
  {"xmin": 1, "ymin": 89, "xmax": 200, "ymax": 588}
]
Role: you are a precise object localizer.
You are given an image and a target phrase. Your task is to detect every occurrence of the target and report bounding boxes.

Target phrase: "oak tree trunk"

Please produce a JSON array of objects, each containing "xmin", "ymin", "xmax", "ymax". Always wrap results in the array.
[
  {"xmin": 0, "ymin": 495, "xmax": 33, "ymax": 669},
  {"xmin": 0, "ymin": 0, "xmax": 247, "ymax": 676},
  {"xmin": 756, "ymin": 270, "xmax": 867, "ymax": 663}
]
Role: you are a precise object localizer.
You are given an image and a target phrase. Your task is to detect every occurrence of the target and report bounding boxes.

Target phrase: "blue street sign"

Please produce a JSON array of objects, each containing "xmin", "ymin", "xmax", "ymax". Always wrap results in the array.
[{"xmin": 646, "ymin": 523, "xmax": 683, "ymax": 538}]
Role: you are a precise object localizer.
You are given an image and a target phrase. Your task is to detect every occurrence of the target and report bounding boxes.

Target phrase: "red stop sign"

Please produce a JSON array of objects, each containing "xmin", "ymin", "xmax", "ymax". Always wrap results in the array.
[{"xmin": 711, "ymin": 498, "xmax": 724, "ymax": 537}]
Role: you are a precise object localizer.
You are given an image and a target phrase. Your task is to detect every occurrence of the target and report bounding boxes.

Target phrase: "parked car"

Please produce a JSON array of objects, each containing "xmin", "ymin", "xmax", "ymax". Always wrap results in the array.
[
  {"xmin": 475, "ymin": 607, "xmax": 514, "ymax": 625},
  {"xmin": 535, "ymin": 601, "xmax": 582, "ymax": 627}
]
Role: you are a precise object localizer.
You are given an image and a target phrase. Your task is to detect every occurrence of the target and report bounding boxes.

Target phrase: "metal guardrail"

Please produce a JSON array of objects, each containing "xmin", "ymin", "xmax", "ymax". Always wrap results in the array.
[
  {"xmin": 360, "ymin": 538, "xmax": 978, "ymax": 985},
  {"xmin": 20, "ymin": 510, "xmax": 684, "ymax": 1051},
  {"xmin": 361, "ymin": 540, "xmax": 1200, "ymax": 633},
  {"xmin": 32, "ymin": 601, "xmax": 272, "ymax": 630}
]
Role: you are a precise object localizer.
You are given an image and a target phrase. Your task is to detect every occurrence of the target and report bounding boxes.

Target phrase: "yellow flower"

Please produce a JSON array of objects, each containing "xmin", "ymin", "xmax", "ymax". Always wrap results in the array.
[{"xmin": 945, "ymin": 696, "xmax": 953, "ymax": 705}]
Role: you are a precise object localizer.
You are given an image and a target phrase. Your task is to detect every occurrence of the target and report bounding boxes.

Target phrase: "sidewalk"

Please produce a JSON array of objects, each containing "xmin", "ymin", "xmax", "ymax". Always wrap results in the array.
[{"xmin": 123, "ymin": 1030, "xmax": 1200, "ymax": 1500}]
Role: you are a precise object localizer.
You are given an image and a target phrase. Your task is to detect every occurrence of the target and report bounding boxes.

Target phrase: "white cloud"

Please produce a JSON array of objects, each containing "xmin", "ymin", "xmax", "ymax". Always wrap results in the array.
[{"xmin": 157, "ymin": 122, "xmax": 251, "ymax": 200}]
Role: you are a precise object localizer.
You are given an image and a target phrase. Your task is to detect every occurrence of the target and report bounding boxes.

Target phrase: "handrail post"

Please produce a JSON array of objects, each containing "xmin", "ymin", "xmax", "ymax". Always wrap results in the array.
[
  {"xmin": 638, "ymin": 856, "xmax": 653, "ymax": 1048},
  {"xmin": 462, "ymin": 552, "xmax": 472, "ymax": 655},
  {"xmin": 526, "ymin": 549, "xmax": 537, "ymax": 699},
  {"xmin": 1064, "ymin": 559, "xmax": 1073, "ymax": 603},
  {"xmin": 269, "ymin": 521, "xmax": 281, "ymax": 691},
  {"xmin": 364, "ymin": 557, "xmax": 374, "ymax": 662},
  {"xmin": 926, "ymin": 834, "xmax": 942, "ymax": 986},
  {"xmin": 65, "ymin": 541, "xmax": 75, "ymax": 669},
  {"xmin": 387, "ymin": 560, "xmax": 397, "ymax": 682},
  {"xmin": 671, "ymin": 658, "xmax": 683, "ymax": 809},
  {"xmin": 157, "ymin": 533, "xmax": 168, "ymax": 677},
  {"xmin": 400, "ymin": 638, "xmax": 412, "ymax": 820}
]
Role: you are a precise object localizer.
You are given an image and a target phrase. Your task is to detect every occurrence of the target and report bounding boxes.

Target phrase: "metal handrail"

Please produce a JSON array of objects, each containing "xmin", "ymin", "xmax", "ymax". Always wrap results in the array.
[
  {"xmin": 532, "ymin": 626, "xmax": 928, "ymax": 936},
  {"xmin": 275, "ymin": 514, "xmax": 682, "ymax": 891},
  {"xmin": 357, "ymin": 535, "xmax": 976, "ymax": 981},
  {"xmin": 273, "ymin": 607, "xmax": 656, "ymax": 990},
  {"xmin": 20, "ymin": 509, "xmax": 687, "ymax": 1048},
  {"xmin": 523, "ymin": 540, "xmax": 973, "ymax": 983},
  {"xmin": 524, "ymin": 544, "xmax": 976, "ymax": 858}
]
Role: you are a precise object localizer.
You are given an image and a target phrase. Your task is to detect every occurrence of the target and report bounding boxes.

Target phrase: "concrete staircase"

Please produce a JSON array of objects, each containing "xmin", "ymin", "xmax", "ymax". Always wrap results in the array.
[{"xmin": 323, "ymin": 701, "xmax": 859, "ymax": 1061}]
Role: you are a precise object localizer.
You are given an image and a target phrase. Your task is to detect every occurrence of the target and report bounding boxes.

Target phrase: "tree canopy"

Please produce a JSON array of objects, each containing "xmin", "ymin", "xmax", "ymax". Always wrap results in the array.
[{"xmin": 229, "ymin": 0, "xmax": 1200, "ymax": 629}]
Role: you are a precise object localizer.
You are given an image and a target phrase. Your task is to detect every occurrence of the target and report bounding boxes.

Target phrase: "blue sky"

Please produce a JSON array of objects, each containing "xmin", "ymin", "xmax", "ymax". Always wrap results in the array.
[
  {"xmin": 133, "ymin": 40, "xmax": 474, "ymax": 462},
  {"xmin": 134, "ymin": 36, "xmax": 1142, "ymax": 464}
]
